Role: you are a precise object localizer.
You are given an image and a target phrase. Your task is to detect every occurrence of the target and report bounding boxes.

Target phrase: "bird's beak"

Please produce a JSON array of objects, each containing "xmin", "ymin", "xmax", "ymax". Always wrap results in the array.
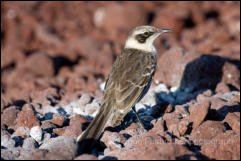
[{"xmin": 158, "ymin": 29, "xmax": 173, "ymax": 34}]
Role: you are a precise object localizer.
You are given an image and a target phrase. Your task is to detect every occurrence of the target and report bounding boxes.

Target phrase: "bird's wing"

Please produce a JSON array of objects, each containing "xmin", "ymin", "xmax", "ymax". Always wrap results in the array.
[{"xmin": 106, "ymin": 48, "xmax": 156, "ymax": 117}]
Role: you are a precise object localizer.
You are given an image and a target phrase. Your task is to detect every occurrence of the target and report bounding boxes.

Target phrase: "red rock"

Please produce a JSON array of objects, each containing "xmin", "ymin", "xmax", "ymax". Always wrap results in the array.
[
  {"xmin": 155, "ymin": 47, "xmax": 201, "ymax": 87},
  {"xmin": 232, "ymin": 93, "xmax": 240, "ymax": 103},
  {"xmin": 178, "ymin": 119, "xmax": 189, "ymax": 136},
  {"xmin": 152, "ymin": 13, "xmax": 184, "ymax": 34},
  {"xmin": 174, "ymin": 105, "xmax": 189, "ymax": 117},
  {"xmin": 190, "ymin": 120, "xmax": 226, "ymax": 146},
  {"xmin": 25, "ymin": 52, "xmax": 55, "ymax": 77},
  {"xmin": 16, "ymin": 104, "xmax": 40, "ymax": 128},
  {"xmin": 175, "ymin": 136, "xmax": 192, "ymax": 146},
  {"xmin": 30, "ymin": 87, "xmax": 59, "ymax": 107},
  {"xmin": 222, "ymin": 62, "xmax": 240, "ymax": 91},
  {"xmin": 188, "ymin": 100, "xmax": 210, "ymax": 129},
  {"xmin": 224, "ymin": 112, "xmax": 240, "ymax": 135},
  {"xmin": 220, "ymin": 2, "xmax": 240, "ymax": 36},
  {"xmin": 196, "ymin": 94, "xmax": 209, "ymax": 103},
  {"xmin": 74, "ymin": 154, "xmax": 98, "ymax": 160},
  {"xmin": 201, "ymin": 89, "xmax": 213, "ymax": 97},
  {"xmin": 53, "ymin": 127, "xmax": 67, "ymax": 136},
  {"xmin": 210, "ymin": 95, "xmax": 239, "ymax": 120},
  {"xmin": 163, "ymin": 113, "xmax": 181, "ymax": 137},
  {"xmin": 210, "ymin": 96, "xmax": 232, "ymax": 111},
  {"xmin": 62, "ymin": 115, "xmax": 89, "ymax": 139},
  {"xmin": 150, "ymin": 119, "xmax": 165, "ymax": 133},
  {"xmin": 12, "ymin": 126, "xmax": 30, "ymax": 138},
  {"xmin": 41, "ymin": 120, "xmax": 57, "ymax": 131},
  {"xmin": 163, "ymin": 113, "xmax": 180, "ymax": 128},
  {"xmin": 1, "ymin": 46, "xmax": 25, "ymax": 69},
  {"xmin": 1, "ymin": 106, "xmax": 20, "ymax": 129},
  {"xmin": 105, "ymin": 142, "xmax": 195, "ymax": 160},
  {"xmin": 215, "ymin": 82, "xmax": 231, "ymax": 94},
  {"xmin": 165, "ymin": 104, "xmax": 173, "ymax": 113},
  {"xmin": 101, "ymin": 131, "xmax": 126, "ymax": 150},
  {"xmin": 201, "ymin": 131, "xmax": 240, "ymax": 160},
  {"xmin": 99, "ymin": 3, "xmax": 147, "ymax": 42},
  {"xmin": 119, "ymin": 123, "xmax": 145, "ymax": 137},
  {"xmin": 49, "ymin": 113, "xmax": 65, "ymax": 127}
]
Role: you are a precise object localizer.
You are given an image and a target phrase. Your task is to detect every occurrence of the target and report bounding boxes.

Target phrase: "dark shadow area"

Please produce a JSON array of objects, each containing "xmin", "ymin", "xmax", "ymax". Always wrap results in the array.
[
  {"xmin": 51, "ymin": 55, "xmax": 82, "ymax": 75},
  {"xmin": 183, "ymin": 14, "xmax": 196, "ymax": 28},
  {"xmin": 176, "ymin": 151, "xmax": 211, "ymax": 160},
  {"xmin": 180, "ymin": 55, "xmax": 240, "ymax": 93},
  {"xmin": 81, "ymin": 122, "xmax": 91, "ymax": 132},
  {"xmin": 104, "ymin": 105, "xmax": 155, "ymax": 134},
  {"xmin": 101, "ymin": 156, "xmax": 118, "ymax": 160},
  {"xmin": 205, "ymin": 10, "xmax": 219, "ymax": 20},
  {"xmin": 1, "ymin": 62, "xmax": 16, "ymax": 73},
  {"xmin": 78, "ymin": 138, "xmax": 106, "ymax": 156},
  {"xmin": 46, "ymin": 94, "xmax": 61, "ymax": 106},
  {"xmin": 12, "ymin": 99, "xmax": 27, "ymax": 108},
  {"xmin": 147, "ymin": 12, "xmax": 156, "ymax": 24},
  {"xmin": 183, "ymin": 143, "xmax": 211, "ymax": 160},
  {"xmin": 94, "ymin": 73, "xmax": 105, "ymax": 80},
  {"xmin": 215, "ymin": 104, "xmax": 240, "ymax": 120},
  {"xmin": 153, "ymin": 55, "xmax": 240, "ymax": 106},
  {"xmin": 12, "ymin": 136, "xmax": 24, "ymax": 147},
  {"xmin": 41, "ymin": 112, "xmax": 54, "ymax": 120},
  {"xmin": 23, "ymin": 49, "xmax": 39, "ymax": 57},
  {"xmin": 204, "ymin": 104, "xmax": 240, "ymax": 122},
  {"xmin": 1, "ymin": 146, "xmax": 7, "ymax": 150},
  {"xmin": 56, "ymin": 107, "xmax": 71, "ymax": 117},
  {"xmin": 180, "ymin": 55, "xmax": 225, "ymax": 92}
]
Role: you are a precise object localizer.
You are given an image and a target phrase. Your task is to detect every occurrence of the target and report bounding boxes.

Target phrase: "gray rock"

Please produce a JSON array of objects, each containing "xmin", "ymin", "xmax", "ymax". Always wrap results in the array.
[
  {"xmin": 1, "ymin": 149, "xmax": 15, "ymax": 160},
  {"xmin": 22, "ymin": 137, "xmax": 38, "ymax": 150},
  {"xmin": 1, "ymin": 134, "xmax": 15, "ymax": 150},
  {"xmin": 39, "ymin": 136, "xmax": 78, "ymax": 160},
  {"xmin": 42, "ymin": 132, "xmax": 52, "ymax": 143}
]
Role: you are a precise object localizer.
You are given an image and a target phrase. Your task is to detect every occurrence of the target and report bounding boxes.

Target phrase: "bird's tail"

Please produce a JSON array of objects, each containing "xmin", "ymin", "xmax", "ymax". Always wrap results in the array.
[{"xmin": 77, "ymin": 102, "xmax": 112, "ymax": 152}]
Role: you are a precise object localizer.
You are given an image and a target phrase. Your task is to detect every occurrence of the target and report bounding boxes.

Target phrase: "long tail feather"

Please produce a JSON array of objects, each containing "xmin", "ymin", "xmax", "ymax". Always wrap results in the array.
[{"xmin": 77, "ymin": 103, "xmax": 112, "ymax": 153}]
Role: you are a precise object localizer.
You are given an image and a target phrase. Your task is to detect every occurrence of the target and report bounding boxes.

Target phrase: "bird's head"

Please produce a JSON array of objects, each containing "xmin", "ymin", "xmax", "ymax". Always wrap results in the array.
[{"xmin": 124, "ymin": 25, "xmax": 172, "ymax": 52}]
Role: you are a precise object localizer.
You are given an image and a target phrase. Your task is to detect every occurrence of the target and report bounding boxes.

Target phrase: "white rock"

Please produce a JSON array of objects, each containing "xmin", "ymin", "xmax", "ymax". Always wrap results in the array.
[
  {"xmin": 170, "ymin": 86, "xmax": 179, "ymax": 93},
  {"xmin": 30, "ymin": 126, "xmax": 42, "ymax": 143},
  {"xmin": 153, "ymin": 83, "xmax": 169, "ymax": 93},
  {"xmin": 93, "ymin": 8, "xmax": 106, "ymax": 27},
  {"xmin": 140, "ymin": 90, "xmax": 156, "ymax": 107},
  {"xmin": 135, "ymin": 102, "xmax": 146, "ymax": 112},
  {"xmin": 78, "ymin": 93, "xmax": 91, "ymax": 107},
  {"xmin": 85, "ymin": 99, "xmax": 101, "ymax": 117},
  {"xmin": 40, "ymin": 105, "xmax": 57, "ymax": 115},
  {"xmin": 99, "ymin": 82, "xmax": 106, "ymax": 91}
]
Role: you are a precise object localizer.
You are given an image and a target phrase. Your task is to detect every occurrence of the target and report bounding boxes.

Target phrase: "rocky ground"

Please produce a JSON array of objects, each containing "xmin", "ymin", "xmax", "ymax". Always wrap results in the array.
[{"xmin": 1, "ymin": 1, "xmax": 240, "ymax": 160}]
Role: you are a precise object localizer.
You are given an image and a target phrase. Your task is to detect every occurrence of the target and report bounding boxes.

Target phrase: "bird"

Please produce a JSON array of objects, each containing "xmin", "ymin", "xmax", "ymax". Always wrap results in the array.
[{"xmin": 77, "ymin": 25, "xmax": 172, "ymax": 151}]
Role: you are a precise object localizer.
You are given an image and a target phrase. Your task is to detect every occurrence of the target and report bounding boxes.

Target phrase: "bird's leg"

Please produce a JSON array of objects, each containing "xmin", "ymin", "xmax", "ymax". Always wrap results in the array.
[{"xmin": 132, "ymin": 107, "xmax": 145, "ymax": 129}]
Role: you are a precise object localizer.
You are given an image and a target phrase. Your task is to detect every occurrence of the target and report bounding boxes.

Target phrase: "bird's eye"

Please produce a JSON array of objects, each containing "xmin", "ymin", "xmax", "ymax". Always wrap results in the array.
[{"xmin": 143, "ymin": 32, "xmax": 149, "ymax": 36}]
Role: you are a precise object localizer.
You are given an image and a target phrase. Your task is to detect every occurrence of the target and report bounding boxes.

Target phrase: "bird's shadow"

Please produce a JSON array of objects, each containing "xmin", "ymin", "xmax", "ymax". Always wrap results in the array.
[{"xmin": 156, "ymin": 54, "xmax": 240, "ymax": 106}]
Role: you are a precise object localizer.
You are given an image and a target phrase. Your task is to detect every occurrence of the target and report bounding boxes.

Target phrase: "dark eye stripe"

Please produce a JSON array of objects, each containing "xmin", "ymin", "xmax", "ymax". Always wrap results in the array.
[{"xmin": 135, "ymin": 32, "xmax": 154, "ymax": 43}]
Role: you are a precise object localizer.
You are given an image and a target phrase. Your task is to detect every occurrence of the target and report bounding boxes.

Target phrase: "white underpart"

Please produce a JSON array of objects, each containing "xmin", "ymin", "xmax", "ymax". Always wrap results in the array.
[{"xmin": 124, "ymin": 33, "xmax": 161, "ymax": 53}]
